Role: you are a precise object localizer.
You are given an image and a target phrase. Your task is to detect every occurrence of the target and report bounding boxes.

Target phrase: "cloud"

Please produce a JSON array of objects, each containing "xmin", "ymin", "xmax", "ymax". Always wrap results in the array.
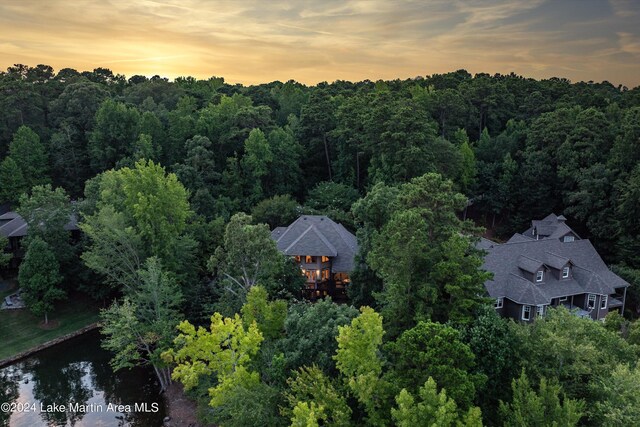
[{"xmin": 0, "ymin": 0, "xmax": 638, "ymax": 87}]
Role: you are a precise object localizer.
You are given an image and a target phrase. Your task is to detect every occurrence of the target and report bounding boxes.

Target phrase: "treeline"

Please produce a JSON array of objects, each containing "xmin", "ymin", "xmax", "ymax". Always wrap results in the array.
[
  {"xmin": 2, "ymin": 64, "xmax": 640, "ymax": 426},
  {"xmin": 1, "ymin": 65, "xmax": 639, "ymax": 248},
  {"xmin": 2, "ymin": 63, "xmax": 639, "ymax": 310}
]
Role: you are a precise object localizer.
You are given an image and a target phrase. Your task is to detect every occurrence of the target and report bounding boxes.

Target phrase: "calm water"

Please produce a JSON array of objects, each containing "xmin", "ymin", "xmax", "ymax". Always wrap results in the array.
[{"xmin": 0, "ymin": 330, "xmax": 166, "ymax": 427}]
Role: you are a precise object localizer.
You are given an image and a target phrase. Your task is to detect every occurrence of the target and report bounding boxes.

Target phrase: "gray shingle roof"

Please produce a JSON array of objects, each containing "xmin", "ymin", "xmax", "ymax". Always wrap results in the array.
[
  {"xmin": 544, "ymin": 252, "xmax": 571, "ymax": 270},
  {"xmin": 0, "ymin": 214, "xmax": 27, "ymax": 237},
  {"xmin": 507, "ymin": 233, "xmax": 534, "ymax": 244},
  {"xmin": 517, "ymin": 255, "xmax": 543, "ymax": 273},
  {"xmin": 481, "ymin": 236, "xmax": 629, "ymax": 305},
  {"xmin": 522, "ymin": 213, "xmax": 581, "ymax": 240},
  {"xmin": 0, "ymin": 211, "xmax": 78, "ymax": 239},
  {"xmin": 271, "ymin": 215, "xmax": 358, "ymax": 273},
  {"xmin": 477, "ymin": 237, "xmax": 498, "ymax": 250}
]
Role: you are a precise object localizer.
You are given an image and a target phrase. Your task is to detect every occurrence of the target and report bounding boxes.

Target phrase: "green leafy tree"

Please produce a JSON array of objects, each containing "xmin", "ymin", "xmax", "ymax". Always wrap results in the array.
[
  {"xmin": 456, "ymin": 131, "xmax": 477, "ymax": 194},
  {"xmin": 278, "ymin": 298, "xmax": 358, "ymax": 374},
  {"xmin": 367, "ymin": 173, "xmax": 490, "ymax": 333},
  {"xmin": 291, "ymin": 401, "xmax": 324, "ymax": 427},
  {"xmin": 115, "ymin": 133, "xmax": 157, "ymax": 168},
  {"xmin": 164, "ymin": 312, "xmax": 263, "ymax": 389},
  {"xmin": 207, "ymin": 375, "xmax": 283, "ymax": 427},
  {"xmin": 592, "ymin": 364, "xmax": 640, "ymax": 426},
  {"xmin": 17, "ymin": 184, "xmax": 73, "ymax": 264},
  {"xmin": 266, "ymin": 126, "xmax": 303, "ymax": 197},
  {"xmin": 48, "ymin": 123, "xmax": 90, "ymax": 196},
  {"xmin": 513, "ymin": 307, "xmax": 636, "ymax": 410},
  {"xmin": 615, "ymin": 164, "xmax": 640, "ymax": 268},
  {"xmin": 166, "ymin": 95, "xmax": 198, "ymax": 165},
  {"xmin": 251, "ymin": 194, "xmax": 301, "ymax": 229},
  {"xmin": 196, "ymin": 93, "xmax": 273, "ymax": 166},
  {"xmin": 100, "ymin": 257, "xmax": 182, "ymax": 391},
  {"xmin": 391, "ymin": 378, "xmax": 483, "ymax": 427},
  {"xmin": 462, "ymin": 307, "xmax": 521, "ymax": 423},
  {"xmin": 172, "ymin": 135, "xmax": 220, "ymax": 215},
  {"xmin": 242, "ymin": 128, "xmax": 273, "ymax": 203},
  {"xmin": 163, "ymin": 311, "xmax": 265, "ymax": 423},
  {"xmin": 283, "ymin": 365, "xmax": 352, "ymax": 426},
  {"xmin": 88, "ymin": 99, "xmax": 140, "ymax": 172},
  {"xmin": 386, "ymin": 321, "xmax": 485, "ymax": 410},
  {"xmin": 8, "ymin": 125, "xmax": 50, "ymax": 189},
  {"xmin": 241, "ymin": 286, "xmax": 287, "ymax": 341},
  {"xmin": 297, "ymin": 90, "xmax": 337, "ymax": 184},
  {"xmin": 349, "ymin": 182, "xmax": 401, "ymax": 308},
  {"xmin": 18, "ymin": 237, "xmax": 65, "ymax": 324},
  {"xmin": 499, "ymin": 371, "xmax": 583, "ymax": 427},
  {"xmin": 365, "ymin": 93, "xmax": 439, "ymax": 185},
  {"xmin": 0, "ymin": 156, "xmax": 27, "ymax": 204},
  {"xmin": 208, "ymin": 213, "xmax": 297, "ymax": 312},
  {"xmin": 305, "ymin": 181, "xmax": 359, "ymax": 227},
  {"xmin": 0, "ymin": 235, "xmax": 11, "ymax": 268},
  {"xmin": 334, "ymin": 306, "xmax": 387, "ymax": 425},
  {"xmin": 81, "ymin": 160, "xmax": 195, "ymax": 290}
]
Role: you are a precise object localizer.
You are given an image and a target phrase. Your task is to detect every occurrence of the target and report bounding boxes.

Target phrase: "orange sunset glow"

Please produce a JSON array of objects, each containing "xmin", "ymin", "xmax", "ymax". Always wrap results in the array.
[{"xmin": 1, "ymin": 0, "xmax": 639, "ymax": 86}]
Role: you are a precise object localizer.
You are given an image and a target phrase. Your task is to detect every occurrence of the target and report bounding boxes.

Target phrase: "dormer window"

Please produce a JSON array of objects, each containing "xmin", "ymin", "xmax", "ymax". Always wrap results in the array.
[
  {"xmin": 536, "ymin": 270, "xmax": 544, "ymax": 282},
  {"xmin": 563, "ymin": 235, "xmax": 575, "ymax": 243},
  {"xmin": 562, "ymin": 266, "xmax": 570, "ymax": 278}
]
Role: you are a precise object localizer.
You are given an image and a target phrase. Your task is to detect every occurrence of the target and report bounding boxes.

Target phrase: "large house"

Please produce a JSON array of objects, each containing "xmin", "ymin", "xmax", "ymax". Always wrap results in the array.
[
  {"xmin": 480, "ymin": 213, "xmax": 629, "ymax": 322},
  {"xmin": 0, "ymin": 210, "xmax": 79, "ymax": 269},
  {"xmin": 271, "ymin": 215, "xmax": 358, "ymax": 300}
]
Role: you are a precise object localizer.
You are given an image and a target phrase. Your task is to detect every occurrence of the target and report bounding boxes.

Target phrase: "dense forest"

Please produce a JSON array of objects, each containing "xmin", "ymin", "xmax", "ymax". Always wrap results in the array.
[{"xmin": 2, "ymin": 64, "xmax": 640, "ymax": 426}]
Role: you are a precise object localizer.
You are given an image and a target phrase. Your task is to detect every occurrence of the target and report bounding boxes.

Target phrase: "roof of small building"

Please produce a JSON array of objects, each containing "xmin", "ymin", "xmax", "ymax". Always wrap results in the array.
[
  {"xmin": 0, "ymin": 211, "xmax": 79, "ymax": 239},
  {"xmin": 271, "ymin": 215, "xmax": 358, "ymax": 273}
]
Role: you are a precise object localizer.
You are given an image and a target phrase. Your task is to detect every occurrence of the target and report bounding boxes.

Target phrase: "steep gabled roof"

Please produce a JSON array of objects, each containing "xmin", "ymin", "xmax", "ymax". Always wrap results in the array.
[
  {"xmin": 522, "ymin": 213, "xmax": 581, "ymax": 240},
  {"xmin": 517, "ymin": 255, "xmax": 544, "ymax": 273},
  {"xmin": 271, "ymin": 215, "xmax": 358, "ymax": 272},
  {"xmin": 544, "ymin": 251, "xmax": 571, "ymax": 270}
]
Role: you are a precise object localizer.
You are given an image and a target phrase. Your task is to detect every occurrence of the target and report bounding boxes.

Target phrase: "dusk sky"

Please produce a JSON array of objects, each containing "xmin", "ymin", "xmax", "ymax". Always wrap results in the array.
[{"xmin": 1, "ymin": 0, "xmax": 639, "ymax": 87}]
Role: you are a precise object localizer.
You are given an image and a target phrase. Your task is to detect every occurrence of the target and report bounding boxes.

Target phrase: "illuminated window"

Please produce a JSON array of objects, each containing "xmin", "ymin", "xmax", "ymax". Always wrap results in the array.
[
  {"xmin": 321, "ymin": 256, "xmax": 330, "ymax": 263},
  {"xmin": 305, "ymin": 255, "xmax": 314, "ymax": 263}
]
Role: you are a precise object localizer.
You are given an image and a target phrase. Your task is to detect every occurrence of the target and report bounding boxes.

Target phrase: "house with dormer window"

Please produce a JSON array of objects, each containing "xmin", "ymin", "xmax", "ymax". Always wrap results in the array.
[{"xmin": 478, "ymin": 213, "xmax": 629, "ymax": 322}]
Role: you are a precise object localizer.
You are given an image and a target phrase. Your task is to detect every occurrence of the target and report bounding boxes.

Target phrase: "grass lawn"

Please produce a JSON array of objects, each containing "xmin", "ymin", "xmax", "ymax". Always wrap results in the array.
[{"xmin": 0, "ymin": 293, "xmax": 101, "ymax": 360}]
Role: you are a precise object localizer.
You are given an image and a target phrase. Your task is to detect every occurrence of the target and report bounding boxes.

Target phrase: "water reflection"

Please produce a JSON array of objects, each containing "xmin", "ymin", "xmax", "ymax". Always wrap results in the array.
[
  {"xmin": 0, "ymin": 330, "xmax": 165, "ymax": 427},
  {"xmin": 0, "ymin": 366, "xmax": 20, "ymax": 426}
]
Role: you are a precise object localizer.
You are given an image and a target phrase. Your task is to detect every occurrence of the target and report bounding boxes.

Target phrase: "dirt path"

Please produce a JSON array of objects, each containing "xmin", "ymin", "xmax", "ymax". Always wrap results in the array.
[{"xmin": 164, "ymin": 383, "xmax": 211, "ymax": 427}]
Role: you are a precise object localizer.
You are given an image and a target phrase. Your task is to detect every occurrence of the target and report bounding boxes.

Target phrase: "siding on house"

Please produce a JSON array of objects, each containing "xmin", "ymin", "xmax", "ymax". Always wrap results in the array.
[{"xmin": 480, "ymin": 213, "xmax": 629, "ymax": 322}]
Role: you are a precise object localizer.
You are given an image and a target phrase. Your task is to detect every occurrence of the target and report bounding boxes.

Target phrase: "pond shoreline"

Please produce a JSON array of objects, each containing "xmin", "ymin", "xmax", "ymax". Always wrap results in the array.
[{"xmin": 0, "ymin": 322, "xmax": 100, "ymax": 368}]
